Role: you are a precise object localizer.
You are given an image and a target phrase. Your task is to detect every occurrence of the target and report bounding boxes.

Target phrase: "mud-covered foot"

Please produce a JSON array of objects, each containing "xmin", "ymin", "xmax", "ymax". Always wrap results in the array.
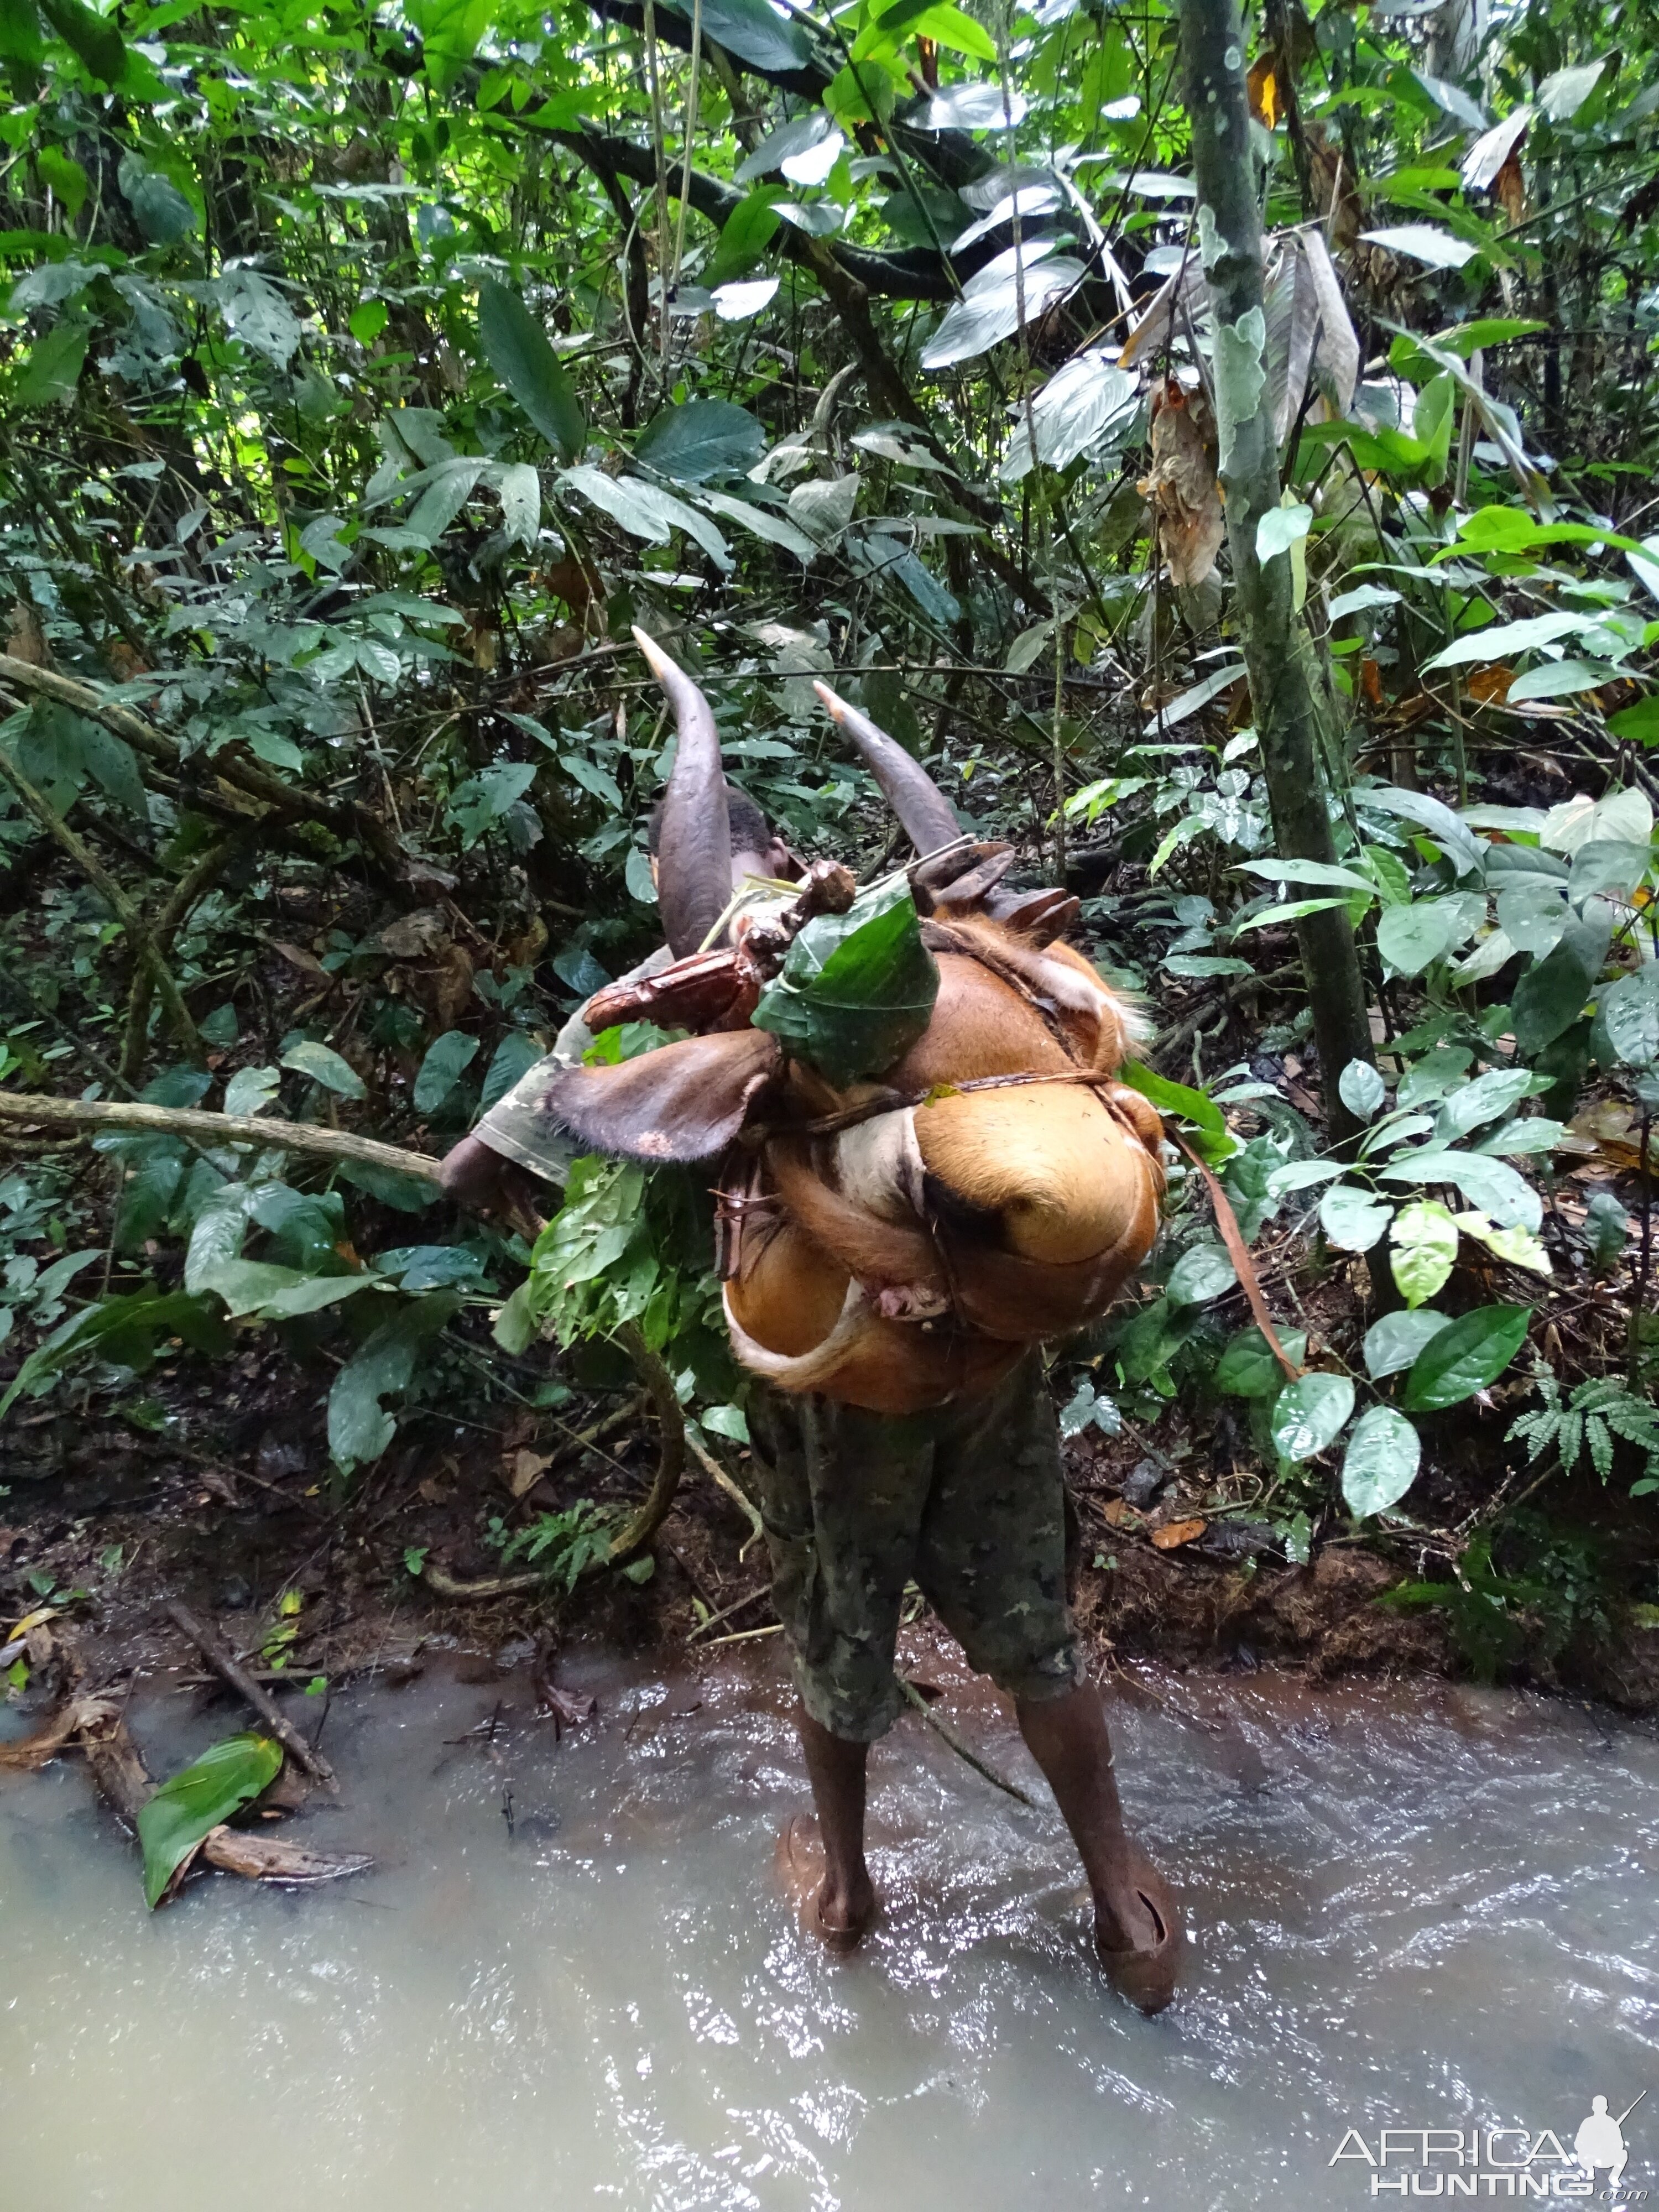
[
  {"xmin": 774, "ymin": 1815, "xmax": 878, "ymax": 1953},
  {"xmin": 1093, "ymin": 1840, "xmax": 1185, "ymax": 2014}
]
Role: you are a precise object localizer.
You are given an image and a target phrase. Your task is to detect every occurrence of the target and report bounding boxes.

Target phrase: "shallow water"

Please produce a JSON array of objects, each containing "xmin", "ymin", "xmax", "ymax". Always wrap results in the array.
[{"xmin": 4, "ymin": 1641, "xmax": 1658, "ymax": 2210}]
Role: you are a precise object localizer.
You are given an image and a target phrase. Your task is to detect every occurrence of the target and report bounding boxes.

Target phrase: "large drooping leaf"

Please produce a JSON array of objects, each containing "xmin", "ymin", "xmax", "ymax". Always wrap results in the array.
[
  {"xmin": 1269, "ymin": 1372, "xmax": 1355, "ymax": 1462},
  {"xmin": 196, "ymin": 1259, "xmax": 379, "ymax": 1321},
  {"xmin": 0, "ymin": 1289, "xmax": 228, "ymax": 1418},
  {"xmin": 1319, "ymin": 1183, "xmax": 1392, "ymax": 1252},
  {"xmin": 1342, "ymin": 1405, "xmax": 1421, "ymax": 1519},
  {"xmin": 1378, "ymin": 1148, "xmax": 1541, "ymax": 1233},
  {"xmin": 1595, "ymin": 964, "xmax": 1659, "ymax": 1070},
  {"xmin": 1117, "ymin": 1058, "xmax": 1237, "ymax": 1166},
  {"xmin": 1359, "ymin": 223, "xmax": 1481, "ymax": 269},
  {"xmin": 1511, "ymin": 915, "xmax": 1609, "ymax": 1055},
  {"xmin": 920, "ymin": 246, "xmax": 1087, "ymax": 371},
  {"xmin": 1401, "ymin": 1305, "xmax": 1531, "ymax": 1412},
  {"xmin": 414, "ymin": 1029, "xmax": 481, "ymax": 1113},
  {"xmin": 477, "ymin": 280, "xmax": 584, "ymax": 462},
  {"xmin": 635, "ymin": 399, "xmax": 765, "ymax": 483},
  {"xmin": 752, "ymin": 883, "xmax": 938, "ymax": 1086},
  {"xmin": 281, "ymin": 1039, "xmax": 367, "ymax": 1099},
  {"xmin": 658, "ymin": 0, "xmax": 812, "ymax": 75},
  {"xmin": 559, "ymin": 466, "xmax": 732, "ymax": 572},
  {"xmin": 328, "ymin": 1292, "xmax": 460, "ymax": 1467},
  {"xmin": 137, "ymin": 1733, "xmax": 283, "ymax": 1908},
  {"xmin": 1000, "ymin": 350, "xmax": 1139, "ymax": 483}
]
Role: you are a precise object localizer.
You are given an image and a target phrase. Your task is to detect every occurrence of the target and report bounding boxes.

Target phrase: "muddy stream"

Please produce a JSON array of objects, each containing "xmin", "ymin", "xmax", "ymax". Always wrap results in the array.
[{"xmin": 4, "ymin": 1641, "xmax": 1657, "ymax": 2209}]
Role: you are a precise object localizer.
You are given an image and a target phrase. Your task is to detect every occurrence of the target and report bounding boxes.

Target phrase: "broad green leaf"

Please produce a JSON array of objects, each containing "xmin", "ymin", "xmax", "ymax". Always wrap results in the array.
[
  {"xmin": 1364, "ymin": 1307, "xmax": 1453, "ymax": 1378},
  {"xmin": 1319, "ymin": 1183, "xmax": 1393, "ymax": 1251},
  {"xmin": 183, "ymin": 1183, "xmax": 261, "ymax": 1295},
  {"xmin": 658, "ymin": 0, "xmax": 812, "ymax": 75},
  {"xmin": 328, "ymin": 1292, "xmax": 460, "ymax": 1467},
  {"xmin": 1595, "ymin": 964, "xmax": 1659, "ymax": 1070},
  {"xmin": 1437, "ymin": 1067, "xmax": 1548, "ymax": 1138},
  {"xmin": 414, "ymin": 1029, "xmax": 481, "ymax": 1113},
  {"xmin": 1342, "ymin": 1405, "xmax": 1421, "ymax": 1519},
  {"xmin": 481, "ymin": 1031, "xmax": 545, "ymax": 1111},
  {"xmin": 1378, "ymin": 1146, "xmax": 1541, "ymax": 1232},
  {"xmin": 0, "ymin": 1289, "xmax": 227, "ymax": 1418},
  {"xmin": 753, "ymin": 884, "xmax": 938, "ymax": 1087},
  {"xmin": 1421, "ymin": 609, "xmax": 1590, "ymax": 671},
  {"xmin": 13, "ymin": 317, "xmax": 87, "ymax": 408},
  {"xmin": 196, "ymin": 1259, "xmax": 378, "ymax": 1321},
  {"xmin": 919, "ymin": 249, "xmax": 1087, "ymax": 371},
  {"xmin": 1390, "ymin": 1198, "xmax": 1459, "ymax": 1307},
  {"xmin": 1165, "ymin": 1241, "xmax": 1237, "ymax": 1305},
  {"xmin": 1256, "ymin": 502, "xmax": 1312, "ymax": 564},
  {"xmin": 705, "ymin": 185, "xmax": 785, "ymax": 286},
  {"xmin": 1117, "ymin": 1060, "xmax": 1237, "ymax": 1164},
  {"xmin": 999, "ymin": 349, "xmax": 1139, "ymax": 483},
  {"xmin": 38, "ymin": 0, "xmax": 123, "ymax": 80},
  {"xmin": 1339, "ymin": 1060, "xmax": 1386, "ymax": 1121},
  {"xmin": 137, "ymin": 1733, "xmax": 283, "ymax": 1907},
  {"xmin": 1452, "ymin": 1211, "xmax": 1551, "ymax": 1276},
  {"xmin": 1377, "ymin": 901, "xmax": 1457, "ymax": 975},
  {"xmin": 1401, "ymin": 1303, "xmax": 1531, "ymax": 1411},
  {"xmin": 1270, "ymin": 1372, "xmax": 1355, "ymax": 1462},
  {"xmin": 559, "ymin": 465, "xmax": 731, "ymax": 572},
  {"xmin": 281, "ymin": 1040, "xmax": 366, "ymax": 1099},
  {"xmin": 1511, "ymin": 916, "xmax": 1608, "ymax": 1055},
  {"xmin": 1215, "ymin": 1326, "xmax": 1307, "ymax": 1399},
  {"xmin": 1355, "ymin": 785, "xmax": 1482, "ymax": 876},
  {"xmin": 635, "ymin": 398, "xmax": 765, "ymax": 484},
  {"xmin": 1234, "ymin": 858, "xmax": 1376, "ymax": 895}
]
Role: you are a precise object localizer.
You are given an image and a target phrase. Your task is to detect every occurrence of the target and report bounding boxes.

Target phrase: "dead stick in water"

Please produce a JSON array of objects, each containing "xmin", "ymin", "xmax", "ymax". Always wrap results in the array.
[
  {"xmin": 896, "ymin": 1676, "xmax": 1037, "ymax": 1809},
  {"xmin": 166, "ymin": 1601, "xmax": 337, "ymax": 1787}
]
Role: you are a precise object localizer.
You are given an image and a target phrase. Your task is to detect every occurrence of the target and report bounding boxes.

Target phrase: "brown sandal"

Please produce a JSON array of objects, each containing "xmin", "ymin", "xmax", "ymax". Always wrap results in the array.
[{"xmin": 1095, "ymin": 1847, "xmax": 1185, "ymax": 2015}]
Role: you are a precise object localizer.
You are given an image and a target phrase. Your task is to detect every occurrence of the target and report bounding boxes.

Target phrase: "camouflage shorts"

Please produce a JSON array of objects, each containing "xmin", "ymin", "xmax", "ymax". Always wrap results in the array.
[{"xmin": 746, "ymin": 1354, "xmax": 1082, "ymax": 1743}]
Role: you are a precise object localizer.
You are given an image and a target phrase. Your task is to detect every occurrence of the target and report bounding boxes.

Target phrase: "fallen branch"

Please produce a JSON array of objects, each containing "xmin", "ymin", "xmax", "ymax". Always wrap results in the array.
[
  {"xmin": 0, "ymin": 1091, "xmax": 442, "ymax": 1182},
  {"xmin": 166, "ymin": 1600, "xmax": 337, "ymax": 1787},
  {"xmin": 3, "ymin": 1694, "xmax": 372, "ymax": 1890},
  {"xmin": 896, "ymin": 1676, "xmax": 1037, "ymax": 1808}
]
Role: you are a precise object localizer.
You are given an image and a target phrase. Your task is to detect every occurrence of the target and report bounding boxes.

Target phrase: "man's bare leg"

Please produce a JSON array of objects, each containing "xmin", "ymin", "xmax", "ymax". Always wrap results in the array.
[
  {"xmin": 792, "ymin": 1707, "xmax": 878, "ymax": 1944},
  {"xmin": 1015, "ymin": 1686, "xmax": 1183, "ymax": 2011}
]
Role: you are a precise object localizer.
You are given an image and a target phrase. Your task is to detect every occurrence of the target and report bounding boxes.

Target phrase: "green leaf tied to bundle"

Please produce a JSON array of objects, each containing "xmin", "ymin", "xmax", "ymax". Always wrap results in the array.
[
  {"xmin": 752, "ymin": 882, "xmax": 939, "ymax": 1088},
  {"xmin": 136, "ymin": 1733, "xmax": 284, "ymax": 1908}
]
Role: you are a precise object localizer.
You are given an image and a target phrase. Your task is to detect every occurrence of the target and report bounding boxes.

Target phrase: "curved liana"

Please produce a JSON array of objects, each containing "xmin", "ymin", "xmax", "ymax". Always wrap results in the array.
[
  {"xmin": 633, "ymin": 625, "xmax": 733, "ymax": 957},
  {"xmin": 813, "ymin": 680, "xmax": 961, "ymax": 859}
]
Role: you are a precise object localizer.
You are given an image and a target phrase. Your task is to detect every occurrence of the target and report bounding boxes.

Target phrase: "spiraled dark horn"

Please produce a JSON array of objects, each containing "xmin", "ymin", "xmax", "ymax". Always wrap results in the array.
[
  {"xmin": 813, "ymin": 681, "xmax": 959, "ymax": 857},
  {"xmin": 634, "ymin": 626, "xmax": 732, "ymax": 957}
]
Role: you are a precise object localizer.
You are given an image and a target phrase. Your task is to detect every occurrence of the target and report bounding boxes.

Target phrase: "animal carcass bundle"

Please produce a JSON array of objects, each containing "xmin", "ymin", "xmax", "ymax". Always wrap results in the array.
[{"xmin": 535, "ymin": 629, "xmax": 1166, "ymax": 1415}]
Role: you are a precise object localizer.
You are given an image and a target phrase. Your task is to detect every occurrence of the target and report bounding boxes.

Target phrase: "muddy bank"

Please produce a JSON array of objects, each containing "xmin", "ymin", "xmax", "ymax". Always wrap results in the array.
[{"xmin": 9, "ymin": 1381, "xmax": 1659, "ymax": 1721}]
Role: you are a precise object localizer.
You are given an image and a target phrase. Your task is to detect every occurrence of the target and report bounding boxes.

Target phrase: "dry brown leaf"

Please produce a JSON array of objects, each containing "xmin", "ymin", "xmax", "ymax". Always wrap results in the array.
[
  {"xmin": 1493, "ymin": 149, "xmax": 1526, "ymax": 228},
  {"xmin": 270, "ymin": 939, "xmax": 331, "ymax": 980},
  {"xmin": 429, "ymin": 942, "xmax": 475, "ymax": 1029},
  {"xmin": 1248, "ymin": 55, "xmax": 1280, "ymax": 130},
  {"xmin": 1151, "ymin": 1517, "xmax": 1208, "ymax": 1551},
  {"xmin": 1467, "ymin": 665, "xmax": 1514, "ymax": 705},
  {"xmin": 375, "ymin": 907, "xmax": 450, "ymax": 959},
  {"xmin": 4, "ymin": 600, "xmax": 50, "ymax": 666},
  {"xmin": 506, "ymin": 1448, "xmax": 555, "ymax": 1499},
  {"xmin": 1102, "ymin": 1498, "xmax": 1144, "ymax": 1530},
  {"xmin": 1139, "ymin": 381, "xmax": 1224, "ymax": 590}
]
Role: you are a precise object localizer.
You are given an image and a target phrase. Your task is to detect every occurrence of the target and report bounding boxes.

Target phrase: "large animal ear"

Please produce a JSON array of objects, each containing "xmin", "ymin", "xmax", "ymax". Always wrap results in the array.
[
  {"xmin": 635, "ymin": 627, "xmax": 732, "ymax": 958},
  {"xmin": 538, "ymin": 1030, "xmax": 781, "ymax": 1164}
]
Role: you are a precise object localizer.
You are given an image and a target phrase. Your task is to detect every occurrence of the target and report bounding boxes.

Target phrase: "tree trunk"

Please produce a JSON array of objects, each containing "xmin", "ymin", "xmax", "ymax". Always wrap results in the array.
[{"xmin": 1178, "ymin": 0, "xmax": 1375, "ymax": 1140}]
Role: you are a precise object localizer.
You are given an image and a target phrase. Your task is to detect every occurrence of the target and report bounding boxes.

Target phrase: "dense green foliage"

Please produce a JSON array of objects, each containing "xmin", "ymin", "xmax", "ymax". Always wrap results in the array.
[{"xmin": 2, "ymin": 0, "xmax": 1658, "ymax": 1655}]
